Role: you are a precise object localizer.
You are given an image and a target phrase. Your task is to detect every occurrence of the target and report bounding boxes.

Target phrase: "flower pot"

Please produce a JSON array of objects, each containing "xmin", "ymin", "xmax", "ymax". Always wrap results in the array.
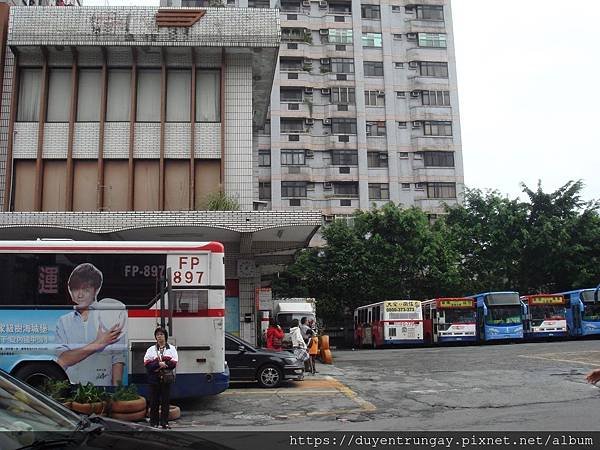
[
  {"xmin": 61, "ymin": 401, "xmax": 72, "ymax": 409},
  {"xmin": 110, "ymin": 397, "xmax": 146, "ymax": 414},
  {"xmin": 146, "ymin": 404, "xmax": 181, "ymax": 421},
  {"xmin": 70, "ymin": 401, "xmax": 107, "ymax": 415},
  {"xmin": 111, "ymin": 409, "xmax": 147, "ymax": 422}
]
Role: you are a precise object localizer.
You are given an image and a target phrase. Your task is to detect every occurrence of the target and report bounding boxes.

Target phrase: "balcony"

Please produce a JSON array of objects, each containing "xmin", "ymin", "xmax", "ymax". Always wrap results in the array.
[
  {"xmin": 413, "ymin": 167, "xmax": 457, "ymax": 181},
  {"xmin": 406, "ymin": 47, "xmax": 447, "ymax": 62},
  {"xmin": 415, "ymin": 197, "xmax": 458, "ymax": 213},
  {"xmin": 409, "ymin": 105, "xmax": 453, "ymax": 121},
  {"xmin": 411, "ymin": 136, "xmax": 456, "ymax": 151},
  {"xmin": 406, "ymin": 19, "xmax": 447, "ymax": 33}
]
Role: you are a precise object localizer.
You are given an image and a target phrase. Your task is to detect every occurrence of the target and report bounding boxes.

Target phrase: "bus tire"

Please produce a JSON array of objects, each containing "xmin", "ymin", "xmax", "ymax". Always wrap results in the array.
[{"xmin": 13, "ymin": 362, "xmax": 67, "ymax": 388}]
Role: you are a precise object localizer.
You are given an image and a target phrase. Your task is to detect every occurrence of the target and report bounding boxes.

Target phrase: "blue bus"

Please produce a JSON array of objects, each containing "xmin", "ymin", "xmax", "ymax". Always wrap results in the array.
[
  {"xmin": 470, "ymin": 292, "xmax": 524, "ymax": 342},
  {"xmin": 555, "ymin": 289, "xmax": 600, "ymax": 337}
]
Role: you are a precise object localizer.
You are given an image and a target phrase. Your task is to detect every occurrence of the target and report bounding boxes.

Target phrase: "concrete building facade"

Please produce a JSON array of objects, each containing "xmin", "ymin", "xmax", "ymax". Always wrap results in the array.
[{"xmin": 164, "ymin": 0, "xmax": 464, "ymax": 219}]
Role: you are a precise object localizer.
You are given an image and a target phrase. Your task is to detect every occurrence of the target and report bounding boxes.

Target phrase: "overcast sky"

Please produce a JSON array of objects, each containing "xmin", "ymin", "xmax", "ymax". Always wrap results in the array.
[{"xmin": 87, "ymin": 0, "xmax": 600, "ymax": 202}]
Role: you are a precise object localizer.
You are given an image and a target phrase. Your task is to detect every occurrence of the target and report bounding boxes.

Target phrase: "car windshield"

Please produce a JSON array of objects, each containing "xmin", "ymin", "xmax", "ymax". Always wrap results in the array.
[
  {"xmin": 0, "ymin": 373, "xmax": 79, "ymax": 435},
  {"xmin": 442, "ymin": 309, "xmax": 476, "ymax": 324},
  {"xmin": 530, "ymin": 305, "xmax": 565, "ymax": 326},
  {"xmin": 487, "ymin": 306, "xmax": 522, "ymax": 325},
  {"xmin": 583, "ymin": 303, "xmax": 600, "ymax": 321}
]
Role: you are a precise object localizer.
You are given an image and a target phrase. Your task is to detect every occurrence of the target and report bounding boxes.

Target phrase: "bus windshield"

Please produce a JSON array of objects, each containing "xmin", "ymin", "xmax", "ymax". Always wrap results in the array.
[
  {"xmin": 583, "ymin": 303, "xmax": 600, "ymax": 321},
  {"xmin": 530, "ymin": 305, "xmax": 565, "ymax": 326},
  {"xmin": 443, "ymin": 309, "xmax": 476, "ymax": 324},
  {"xmin": 487, "ymin": 305, "xmax": 522, "ymax": 325}
]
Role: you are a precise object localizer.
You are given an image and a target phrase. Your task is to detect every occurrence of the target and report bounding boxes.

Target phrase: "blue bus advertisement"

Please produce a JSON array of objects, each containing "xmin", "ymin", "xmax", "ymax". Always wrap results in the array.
[
  {"xmin": 557, "ymin": 289, "xmax": 600, "ymax": 337},
  {"xmin": 471, "ymin": 292, "xmax": 524, "ymax": 342}
]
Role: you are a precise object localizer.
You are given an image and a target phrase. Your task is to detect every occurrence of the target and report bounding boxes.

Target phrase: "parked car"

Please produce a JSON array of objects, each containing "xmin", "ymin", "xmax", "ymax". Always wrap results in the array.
[
  {"xmin": 0, "ymin": 369, "xmax": 231, "ymax": 450},
  {"xmin": 225, "ymin": 332, "xmax": 304, "ymax": 388}
]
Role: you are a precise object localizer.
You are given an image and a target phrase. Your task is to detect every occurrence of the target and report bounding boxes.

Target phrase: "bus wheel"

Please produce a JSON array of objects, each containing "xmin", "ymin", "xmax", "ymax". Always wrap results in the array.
[
  {"xmin": 13, "ymin": 363, "xmax": 67, "ymax": 389},
  {"xmin": 257, "ymin": 364, "xmax": 282, "ymax": 388}
]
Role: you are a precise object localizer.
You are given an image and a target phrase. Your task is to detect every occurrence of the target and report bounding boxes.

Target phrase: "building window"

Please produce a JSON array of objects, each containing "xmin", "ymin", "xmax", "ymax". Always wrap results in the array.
[
  {"xmin": 167, "ymin": 70, "xmax": 191, "ymax": 122},
  {"xmin": 364, "ymin": 90, "xmax": 385, "ymax": 106},
  {"xmin": 363, "ymin": 61, "xmax": 384, "ymax": 76},
  {"xmin": 17, "ymin": 68, "xmax": 42, "ymax": 122},
  {"xmin": 331, "ymin": 87, "xmax": 355, "ymax": 104},
  {"xmin": 369, "ymin": 183, "xmax": 389, "ymax": 200},
  {"xmin": 422, "ymin": 90, "xmax": 450, "ymax": 106},
  {"xmin": 281, "ymin": 149, "xmax": 306, "ymax": 165},
  {"xmin": 427, "ymin": 182, "xmax": 456, "ymax": 199},
  {"xmin": 281, "ymin": 118, "xmax": 305, "ymax": 133},
  {"xmin": 399, "ymin": 152, "xmax": 409, "ymax": 158},
  {"xmin": 418, "ymin": 33, "xmax": 447, "ymax": 48},
  {"xmin": 367, "ymin": 152, "xmax": 388, "ymax": 167},
  {"xmin": 282, "ymin": 27, "xmax": 307, "ymax": 41},
  {"xmin": 281, "ymin": 181, "xmax": 307, "ymax": 197},
  {"xmin": 362, "ymin": 32, "xmax": 383, "ymax": 47},
  {"xmin": 366, "ymin": 121, "xmax": 386, "ymax": 136},
  {"xmin": 394, "ymin": 62, "xmax": 404, "ymax": 69},
  {"xmin": 107, "ymin": 69, "xmax": 131, "ymax": 121},
  {"xmin": 327, "ymin": 29, "xmax": 353, "ymax": 44},
  {"xmin": 423, "ymin": 151, "xmax": 454, "ymax": 167},
  {"xmin": 391, "ymin": 5, "xmax": 401, "ymax": 12},
  {"xmin": 280, "ymin": 87, "xmax": 303, "ymax": 102},
  {"xmin": 415, "ymin": 5, "xmax": 444, "ymax": 21},
  {"xmin": 331, "ymin": 118, "xmax": 357, "ymax": 134},
  {"xmin": 398, "ymin": 121, "xmax": 407, "ymax": 128},
  {"xmin": 423, "ymin": 121, "xmax": 452, "ymax": 136},
  {"xmin": 280, "ymin": 58, "xmax": 304, "ymax": 71},
  {"xmin": 334, "ymin": 182, "xmax": 359, "ymax": 197},
  {"xmin": 76, "ymin": 68, "xmax": 101, "ymax": 122},
  {"xmin": 331, "ymin": 150, "xmax": 358, "ymax": 165},
  {"xmin": 419, "ymin": 62, "xmax": 449, "ymax": 77},
  {"xmin": 393, "ymin": 33, "xmax": 402, "ymax": 40},
  {"xmin": 259, "ymin": 150, "xmax": 271, "ymax": 167},
  {"xmin": 415, "ymin": 182, "xmax": 425, "ymax": 190},
  {"xmin": 47, "ymin": 68, "xmax": 71, "ymax": 123},
  {"xmin": 328, "ymin": 2, "xmax": 352, "ymax": 13},
  {"xmin": 401, "ymin": 183, "xmax": 410, "ymax": 190},
  {"xmin": 196, "ymin": 70, "xmax": 220, "ymax": 122},
  {"xmin": 396, "ymin": 91, "xmax": 406, "ymax": 98},
  {"xmin": 330, "ymin": 58, "xmax": 355, "ymax": 73},
  {"xmin": 259, "ymin": 182, "xmax": 271, "ymax": 200},
  {"xmin": 361, "ymin": 4, "xmax": 380, "ymax": 19},
  {"xmin": 137, "ymin": 69, "xmax": 161, "ymax": 122}
]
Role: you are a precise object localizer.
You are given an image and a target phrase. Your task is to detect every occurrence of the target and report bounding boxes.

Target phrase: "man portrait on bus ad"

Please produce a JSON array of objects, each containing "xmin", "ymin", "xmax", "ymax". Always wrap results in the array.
[{"xmin": 55, "ymin": 262, "xmax": 128, "ymax": 386}]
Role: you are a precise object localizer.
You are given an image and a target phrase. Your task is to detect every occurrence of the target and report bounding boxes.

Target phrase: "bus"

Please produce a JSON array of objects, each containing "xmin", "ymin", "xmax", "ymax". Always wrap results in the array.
[
  {"xmin": 353, "ymin": 300, "xmax": 424, "ymax": 348},
  {"xmin": 555, "ymin": 289, "xmax": 600, "ymax": 337},
  {"xmin": 521, "ymin": 294, "xmax": 567, "ymax": 339},
  {"xmin": 421, "ymin": 298, "xmax": 477, "ymax": 343},
  {"xmin": 470, "ymin": 291, "xmax": 524, "ymax": 342},
  {"xmin": 0, "ymin": 240, "xmax": 228, "ymax": 399}
]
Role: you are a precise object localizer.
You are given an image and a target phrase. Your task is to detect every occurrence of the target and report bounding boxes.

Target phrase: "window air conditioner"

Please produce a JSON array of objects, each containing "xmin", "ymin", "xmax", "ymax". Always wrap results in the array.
[
  {"xmin": 407, "ymin": 33, "xmax": 417, "ymax": 40},
  {"xmin": 319, "ymin": 29, "xmax": 329, "ymax": 35},
  {"xmin": 323, "ymin": 182, "xmax": 333, "ymax": 189},
  {"xmin": 410, "ymin": 90, "xmax": 421, "ymax": 98},
  {"xmin": 306, "ymin": 150, "xmax": 314, "ymax": 157},
  {"xmin": 323, "ymin": 118, "xmax": 332, "ymax": 125},
  {"xmin": 408, "ymin": 61, "xmax": 418, "ymax": 69},
  {"xmin": 318, "ymin": 0, "xmax": 328, "ymax": 8},
  {"xmin": 323, "ymin": 215, "xmax": 334, "ymax": 223},
  {"xmin": 412, "ymin": 121, "xmax": 422, "ymax": 128},
  {"xmin": 304, "ymin": 87, "xmax": 314, "ymax": 94},
  {"xmin": 320, "ymin": 58, "xmax": 331, "ymax": 64},
  {"xmin": 321, "ymin": 88, "xmax": 331, "ymax": 95},
  {"xmin": 305, "ymin": 118, "xmax": 315, "ymax": 125},
  {"xmin": 377, "ymin": 90, "xmax": 385, "ymax": 97},
  {"xmin": 379, "ymin": 153, "xmax": 388, "ymax": 159},
  {"xmin": 302, "ymin": 0, "xmax": 310, "ymax": 6}
]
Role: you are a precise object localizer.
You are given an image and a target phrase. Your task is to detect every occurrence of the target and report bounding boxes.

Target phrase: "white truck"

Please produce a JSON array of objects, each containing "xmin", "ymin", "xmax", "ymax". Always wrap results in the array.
[{"xmin": 273, "ymin": 298, "xmax": 317, "ymax": 346}]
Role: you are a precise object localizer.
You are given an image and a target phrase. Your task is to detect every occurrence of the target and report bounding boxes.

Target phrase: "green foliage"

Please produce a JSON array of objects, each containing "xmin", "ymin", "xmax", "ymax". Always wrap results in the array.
[
  {"xmin": 204, "ymin": 191, "xmax": 240, "ymax": 211},
  {"xmin": 112, "ymin": 384, "xmax": 140, "ymax": 402},
  {"xmin": 71, "ymin": 382, "xmax": 109, "ymax": 404},
  {"xmin": 40, "ymin": 379, "xmax": 71, "ymax": 402},
  {"xmin": 208, "ymin": 0, "xmax": 225, "ymax": 6},
  {"xmin": 275, "ymin": 181, "xmax": 600, "ymax": 325}
]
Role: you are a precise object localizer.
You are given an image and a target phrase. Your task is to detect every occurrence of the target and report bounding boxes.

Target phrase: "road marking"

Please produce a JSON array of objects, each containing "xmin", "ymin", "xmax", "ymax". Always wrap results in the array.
[{"xmin": 518, "ymin": 351, "xmax": 600, "ymax": 367}]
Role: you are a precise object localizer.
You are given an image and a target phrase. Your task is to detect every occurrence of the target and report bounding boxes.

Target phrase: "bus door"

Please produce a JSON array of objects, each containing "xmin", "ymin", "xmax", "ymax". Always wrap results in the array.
[
  {"xmin": 363, "ymin": 308, "xmax": 373, "ymax": 346},
  {"xmin": 476, "ymin": 305, "xmax": 485, "ymax": 341}
]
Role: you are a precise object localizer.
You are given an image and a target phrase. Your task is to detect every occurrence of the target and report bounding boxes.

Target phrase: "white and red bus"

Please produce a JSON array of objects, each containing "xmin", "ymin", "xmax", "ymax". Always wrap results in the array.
[
  {"xmin": 421, "ymin": 297, "xmax": 477, "ymax": 343},
  {"xmin": 0, "ymin": 240, "xmax": 228, "ymax": 399},
  {"xmin": 353, "ymin": 300, "xmax": 424, "ymax": 348},
  {"xmin": 521, "ymin": 294, "xmax": 567, "ymax": 339}
]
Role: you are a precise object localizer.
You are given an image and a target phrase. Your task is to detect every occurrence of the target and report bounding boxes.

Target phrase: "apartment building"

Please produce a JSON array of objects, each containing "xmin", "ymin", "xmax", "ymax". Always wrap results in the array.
[{"xmin": 164, "ymin": 0, "xmax": 464, "ymax": 218}]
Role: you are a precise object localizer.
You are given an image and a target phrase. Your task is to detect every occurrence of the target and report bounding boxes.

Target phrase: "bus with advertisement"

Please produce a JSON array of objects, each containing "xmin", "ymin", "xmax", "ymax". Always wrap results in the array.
[
  {"xmin": 353, "ymin": 300, "xmax": 424, "ymax": 348},
  {"xmin": 555, "ymin": 288, "xmax": 600, "ymax": 337},
  {"xmin": 421, "ymin": 298, "xmax": 477, "ymax": 344},
  {"xmin": 521, "ymin": 294, "xmax": 568, "ymax": 339},
  {"xmin": 0, "ymin": 240, "xmax": 228, "ymax": 399},
  {"xmin": 470, "ymin": 291, "xmax": 524, "ymax": 342}
]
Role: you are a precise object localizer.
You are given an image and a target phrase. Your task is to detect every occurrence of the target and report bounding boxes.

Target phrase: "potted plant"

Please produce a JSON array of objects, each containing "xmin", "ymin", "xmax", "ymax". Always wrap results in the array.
[
  {"xmin": 40, "ymin": 379, "xmax": 72, "ymax": 408},
  {"xmin": 109, "ymin": 384, "xmax": 147, "ymax": 422},
  {"xmin": 70, "ymin": 382, "xmax": 109, "ymax": 415}
]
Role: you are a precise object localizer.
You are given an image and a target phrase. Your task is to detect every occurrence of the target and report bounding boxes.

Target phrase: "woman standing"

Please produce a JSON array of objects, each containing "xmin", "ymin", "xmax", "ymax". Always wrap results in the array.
[
  {"xmin": 289, "ymin": 319, "xmax": 309, "ymax": 364},
  {"xmin": 143, "ymin": 326, "xmax": 178, "ymax": 429},
  {"xmin": 265, "ymin": 318, "xmax": 284, "ymax": 351}
]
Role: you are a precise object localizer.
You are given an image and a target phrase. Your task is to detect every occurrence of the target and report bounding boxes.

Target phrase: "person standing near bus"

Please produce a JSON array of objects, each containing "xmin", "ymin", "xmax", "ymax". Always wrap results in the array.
[
  {"xmin": 144, "ymin": 327, "xmax": 178, "ymax": 429},
  {"xmin": 55, "ymin": 263, "xmax": 127, "ymax": 386},
  {"xmin": 265, "ymin": 318, "xmax": 284, "ymax": 351},
  {"xmin": 290, "ymin": 319, "xmax": 309, "ymax": 364}
]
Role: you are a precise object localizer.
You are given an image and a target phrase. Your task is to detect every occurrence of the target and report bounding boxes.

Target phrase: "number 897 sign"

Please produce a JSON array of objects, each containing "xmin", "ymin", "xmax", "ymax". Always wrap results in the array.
[{"xmin": 167, "ymin": 254, "xmax": 210, "ymax": 287}]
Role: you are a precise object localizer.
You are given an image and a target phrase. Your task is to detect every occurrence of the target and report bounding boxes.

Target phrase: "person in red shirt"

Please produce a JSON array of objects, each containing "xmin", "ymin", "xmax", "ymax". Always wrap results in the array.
[{"xmin": 265, "ymin": 318, "xmax": 284, "ymax": 351}]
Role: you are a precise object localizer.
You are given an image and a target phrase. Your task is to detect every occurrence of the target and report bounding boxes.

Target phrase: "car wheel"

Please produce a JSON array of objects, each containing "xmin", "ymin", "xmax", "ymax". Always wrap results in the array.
[
  {"xmin": 13, "ymin": 363, "xmax": 67, "ymax": 389},
  {"xmin": 257, "ymin": 364, "xmax": 282, "ymax": 388}
]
